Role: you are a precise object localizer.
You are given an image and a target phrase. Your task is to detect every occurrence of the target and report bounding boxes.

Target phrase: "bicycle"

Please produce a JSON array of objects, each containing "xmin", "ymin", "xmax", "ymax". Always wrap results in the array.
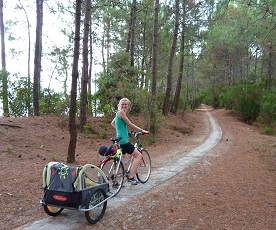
[{"xmin": 98, "ymin": 131, "xmax": 151, "ymax": 197}]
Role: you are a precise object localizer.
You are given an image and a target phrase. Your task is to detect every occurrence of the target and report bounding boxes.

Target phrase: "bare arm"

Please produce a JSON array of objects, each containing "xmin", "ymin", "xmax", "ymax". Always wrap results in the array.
[
  {"xmin": 118, "ymin": 110, "xmax": 150, "ymax": 134},
  {"xmin": 111, "ymin": 118, "xmax": 115, "ymax": 128}
]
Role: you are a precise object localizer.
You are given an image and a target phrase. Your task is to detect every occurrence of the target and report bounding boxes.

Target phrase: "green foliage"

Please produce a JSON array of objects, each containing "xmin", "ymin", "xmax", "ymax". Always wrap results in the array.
[
  {"xmin": 82, "ymin": 122, "xmax": 92, "ymax": 135},
  {"xmin": 0, "ymin": 70, "xmax": 4, "ymax": 95},
  {"xmin": 201, "ymin": 83, "xmax": 226, "ymax": 109},
  {"xmin": 8, "ymin": 75, "xmax": 30, "ymax": 117},
  {"xmin": 7, "ymin": 75, "xmax": 70, "ymax": 117},
  {"xmin": 4, "ymin": 146, "xmax": 13, "ymax": 154},
  {"xmin": 39, "ymin": 89, "xmax": 70, "ymax": 115},
  {"xmin": 198, "ymin": 1, "xmax": 276, "ymax": 116},
  {"xmin": 0, "ymin": 69, "xmax": 10, "ymax": 116},
  {"xmin": 141, "ymin": 135, "xmax": 156, "ymax": 147},
  {"xmin": 100, "ymin": 131, "xmax": 108, "ymax": 139},
  {"xmin": 94, "ymin": 51, "xmax": 140, "ymax": 116},
  {"xmin": 261, "ymin": 88, "xmax": 276, "ymax": 121},
  {"xmin": 223, "ymin": 83, "xmax": 262, "ymax": 124},
  {"xmin": 259, "ymin": 87, "xmax": 276, "ymax": 135}
]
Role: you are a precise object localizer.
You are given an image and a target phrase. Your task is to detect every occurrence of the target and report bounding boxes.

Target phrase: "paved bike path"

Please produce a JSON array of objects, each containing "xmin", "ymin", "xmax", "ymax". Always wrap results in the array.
[{"xmin": 17, "ymin": 111, "xmax": 222, "ymax": 230}]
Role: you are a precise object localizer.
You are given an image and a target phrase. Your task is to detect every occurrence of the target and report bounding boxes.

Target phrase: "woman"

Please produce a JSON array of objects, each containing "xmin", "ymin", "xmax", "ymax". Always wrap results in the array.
[{"xmin": 111, "ymin": 98, "xmax": 150, "ymax": 185}]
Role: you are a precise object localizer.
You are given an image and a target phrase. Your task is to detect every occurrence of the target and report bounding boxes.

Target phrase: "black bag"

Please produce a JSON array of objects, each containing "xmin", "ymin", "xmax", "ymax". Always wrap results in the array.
[{"xmin": 98, "ymin": 144, "xmax": 118, "ymax": 156}]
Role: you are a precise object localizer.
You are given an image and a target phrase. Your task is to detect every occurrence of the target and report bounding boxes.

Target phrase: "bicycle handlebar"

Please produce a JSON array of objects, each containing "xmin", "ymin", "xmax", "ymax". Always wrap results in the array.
[
  {"xmin": 129, "ymin": 131, "xmax": 141, "ymax": 137},
  {"xmin": 110, "ymin": 131, "xmax": 148, "ymax": 145},
  {"xmin": 129, "ymin": 131, "xmax": 149, "ymax": 137}
]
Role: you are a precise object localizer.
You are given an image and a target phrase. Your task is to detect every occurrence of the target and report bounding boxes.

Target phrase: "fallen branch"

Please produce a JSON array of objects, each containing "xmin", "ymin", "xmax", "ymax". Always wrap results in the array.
[{"xmin": 0, "ymin": 124, "xmax": 22, "ymax": 128}]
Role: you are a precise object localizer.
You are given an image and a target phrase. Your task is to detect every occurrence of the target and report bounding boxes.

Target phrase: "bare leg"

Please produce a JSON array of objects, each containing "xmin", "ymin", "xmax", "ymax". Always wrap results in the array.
[{"xmin": 129, "ymin": 149, "xmax": 142, "ymax": 178}]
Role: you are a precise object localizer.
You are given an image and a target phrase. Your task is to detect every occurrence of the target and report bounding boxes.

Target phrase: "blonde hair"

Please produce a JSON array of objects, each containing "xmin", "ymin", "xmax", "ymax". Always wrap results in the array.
[{"xmin": 118, "ymin": 98, "xmax": 132, "ymax": 111}]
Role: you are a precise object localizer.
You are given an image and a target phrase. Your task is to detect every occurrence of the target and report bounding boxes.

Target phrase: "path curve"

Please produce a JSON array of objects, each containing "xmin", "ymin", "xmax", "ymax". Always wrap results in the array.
[{"xmin": 17, "ymin": 111, "xmax": 222, "ymax": 230}]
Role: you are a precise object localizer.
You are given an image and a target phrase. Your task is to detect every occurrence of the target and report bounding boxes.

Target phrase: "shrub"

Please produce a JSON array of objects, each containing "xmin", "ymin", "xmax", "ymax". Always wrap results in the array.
[
  {"xmin": 201, "ymin": 84, "xmax": 226, "ymax": 109},
  {"xmin": 224, "ymin": 83, "xmax": 262, "ymax": 124},
  {"xmin": 259, "ymin": 88, "xmax": 276, "ymax": 135}
]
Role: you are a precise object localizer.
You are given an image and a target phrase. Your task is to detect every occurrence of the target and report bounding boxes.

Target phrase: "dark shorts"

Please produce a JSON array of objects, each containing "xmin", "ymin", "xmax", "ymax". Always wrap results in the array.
[{"xmin": 121, "ymin": 142, "xmax": 135, "ymax": 154}]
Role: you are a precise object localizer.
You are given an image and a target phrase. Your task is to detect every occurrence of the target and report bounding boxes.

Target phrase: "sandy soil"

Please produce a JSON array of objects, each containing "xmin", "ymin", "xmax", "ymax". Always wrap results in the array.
[{"xmin": 0, "ymin": 107, "xmax": 275, "ymax": 230}]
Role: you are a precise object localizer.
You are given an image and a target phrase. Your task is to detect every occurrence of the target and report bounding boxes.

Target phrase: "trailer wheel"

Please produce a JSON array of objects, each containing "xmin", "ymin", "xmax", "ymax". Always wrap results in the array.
[
  {"xmin": 84, "ymin": 188, "xmax": 107, "ymax": 224},
  {"xmin": 43, "ymin": 204, "xmax": 63, "ymax": 216}
]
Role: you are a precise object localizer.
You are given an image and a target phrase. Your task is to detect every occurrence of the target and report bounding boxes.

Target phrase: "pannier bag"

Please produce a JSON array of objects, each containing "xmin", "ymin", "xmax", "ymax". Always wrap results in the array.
[{"xmin": 98, "ymin": 144, "xmax": 118, "ymax": 156}]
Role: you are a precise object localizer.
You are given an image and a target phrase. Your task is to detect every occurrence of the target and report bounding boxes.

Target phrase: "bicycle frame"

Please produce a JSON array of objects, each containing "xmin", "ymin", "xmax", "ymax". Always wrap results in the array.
[{"xmin": 98, "ymin": 148, "xmax": 123, "ymax": 174}]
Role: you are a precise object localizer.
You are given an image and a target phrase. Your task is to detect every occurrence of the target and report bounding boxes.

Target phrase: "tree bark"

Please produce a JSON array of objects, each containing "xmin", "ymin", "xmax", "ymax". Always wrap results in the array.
[
  {"xmin": 162, "ymin": 0, "xmax": 180, "ymax": 116},
  {"xmin": 80, "ymin": 0, "xmax": 91, "ymax": 130},
  {"xmin": 88, "ymin": 14, "xmax": 93, "ymax": 116},
  {"xmin": 171, "ymin": 1, "xmax": 186, "ymax": 113},
  {"xmin": 182, "ymin": 61, "xmax": 190, "ymax": 114},
  {"xmin": 0, "ymin": 0, "xmax": 9, "ymax": 117},
  {"xmin": 149, "ymin": 0, "xmax": 159, "ymax": 134},
  {"xmin": 67, "ymin": 0, "xmax": 82, "ymax": 163},
  {"xmin": 191, "ymin": 50, "xmax": 196, "ymax": 111},
  {"xmin": 33, "ymin": 0, "xmax": 43, "ymax": 116},
  {"xmin": 18, "ymin": 0, "xmax": 31, "ymax": 116},
  {"xmin": 126, "ymin": 4, "xmax": 132, "ymax": 53},
  {"xmin": 130, "ymin": 0, "xmax": 137, "ymax": 67},
  {"xmin": 266, "ymin": 43, "xmax": 273, "ymax": 89}
]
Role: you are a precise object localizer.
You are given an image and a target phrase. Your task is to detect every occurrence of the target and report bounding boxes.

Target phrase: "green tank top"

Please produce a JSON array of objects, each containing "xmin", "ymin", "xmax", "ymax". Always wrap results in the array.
[{"xmin": 115, "ymin": 112, "xmax": 129, "ymax": 145}]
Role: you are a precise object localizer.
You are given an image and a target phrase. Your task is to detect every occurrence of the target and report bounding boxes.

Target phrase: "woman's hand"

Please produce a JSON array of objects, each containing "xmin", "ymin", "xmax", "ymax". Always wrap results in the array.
[{"xmin": 141, "ymin": 129, "xmax": 150, "ymax": 134}]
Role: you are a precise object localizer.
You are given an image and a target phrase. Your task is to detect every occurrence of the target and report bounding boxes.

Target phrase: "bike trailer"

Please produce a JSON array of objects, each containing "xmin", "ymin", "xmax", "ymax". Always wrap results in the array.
[{"xmin": 41, "ymin": 162, "xmax": 110, "ymax": 224}]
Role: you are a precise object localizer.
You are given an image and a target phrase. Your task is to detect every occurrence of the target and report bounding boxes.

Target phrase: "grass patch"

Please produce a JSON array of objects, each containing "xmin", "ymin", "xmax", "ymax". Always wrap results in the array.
[
  {"xmin": 170, "ymin": 124, "xmax": 193, "ymax": 135},
  {"xmin": 141, "ymin": 136, "xmax": 156, "ymax": 147},
  {"xmin": 101, "ymin": 131, "xmax": 108, "ymax": 139},
  {"xmin": 4, "ymin": 146, "xmax": 13, "ymax": 154},
  {"xmin": 255, "ymin": 142, "xmax": 276, "ymax": 172},
  {"xmin": 51, "ymin": 154, "xmax": 58, "ymax": 161}
]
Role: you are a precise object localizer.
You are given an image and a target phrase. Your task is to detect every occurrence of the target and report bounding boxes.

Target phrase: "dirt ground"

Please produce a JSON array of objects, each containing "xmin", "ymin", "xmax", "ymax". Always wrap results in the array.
[{"xmin": 0, "ymin": 106, "xmax": 275, "ymax": 230}]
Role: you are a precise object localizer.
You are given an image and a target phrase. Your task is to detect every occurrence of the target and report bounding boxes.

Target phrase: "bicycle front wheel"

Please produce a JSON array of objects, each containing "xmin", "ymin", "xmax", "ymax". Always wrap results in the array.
[
  {"xmin": 136, "ymin": 149, "xmax": 151, "ymax": 183},
  {"xmin": 101, "ymin": 159, "xmax": 124, "ymax": 197}
]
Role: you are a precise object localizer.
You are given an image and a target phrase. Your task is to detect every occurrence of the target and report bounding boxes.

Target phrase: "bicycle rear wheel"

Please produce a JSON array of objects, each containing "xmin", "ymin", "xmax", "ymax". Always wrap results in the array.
[
  {"xmin": 101, "ymin": 159, "xmax": 124, "ymax": 196},
  {"xmin": 136, "ymin": 149, "xmax": 151, "ymax": 183}
]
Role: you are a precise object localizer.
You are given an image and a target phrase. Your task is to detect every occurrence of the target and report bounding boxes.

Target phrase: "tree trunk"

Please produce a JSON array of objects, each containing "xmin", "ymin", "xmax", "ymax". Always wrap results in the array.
[
  {"xmin": 101, "ymin": 6, "xmax": 111, "ymax": 75},
  {"xmin": 266, "ymin": 43, "xmax": 273, "ymax": 89},
  {"xmin": 33, "ymin": 0, "xmax": 43, "ymax": 116},
  {"xmin": 140, "ymin": 21, "xmax": 147, "ymax": 90},
  {"xmin": 171, "ymin": 1, "xmax": 186, "ymax": 113},
  {"xmin": 149, "ymin": 0, "xmax": 159, "ymax": 135},
  {"xmin": 126, "ymin": 8, "xmax": 132, "ymax": 53},
  {"xmin": 182, "ymin": 61, "xmax": 190, "ymax": 115},
  {"xmin": 254, "ymin": 47, "xmax": 259, "ymax": 82},
  {"xmin": 191, "ymin": 50, "xmax": 196, "ymax": 111},
  {"xmin": 67, "ymin": 0, "xmax": 82, "ymax": 163},
  {"xmin": 87, "ymin": 14, "xmax": 93, "ymax": 116},
  {"xmin": 0, "ymin": 0, "xmax": 8, "ymax": 117},
  {"xmin": 130, "ymin": 0, "xmax": 137, "ymax": 67},
  {"xmin": 80, "ymin": 0, "xmax": 91, "ymax": 131},
  {"xmin": 106, "ymin": 16, "xmax": 110, "ymax": 62},
  {"xmin": 162, "ymin": 0, "xmax": 180, "ymax": 116},
  {"xmin": 101, "ymin": 31, "xmax": 106, "ymax": 75},
  {"xmin": 19, "ymin": 0, "xmax": 32, "ymax": 116}
]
